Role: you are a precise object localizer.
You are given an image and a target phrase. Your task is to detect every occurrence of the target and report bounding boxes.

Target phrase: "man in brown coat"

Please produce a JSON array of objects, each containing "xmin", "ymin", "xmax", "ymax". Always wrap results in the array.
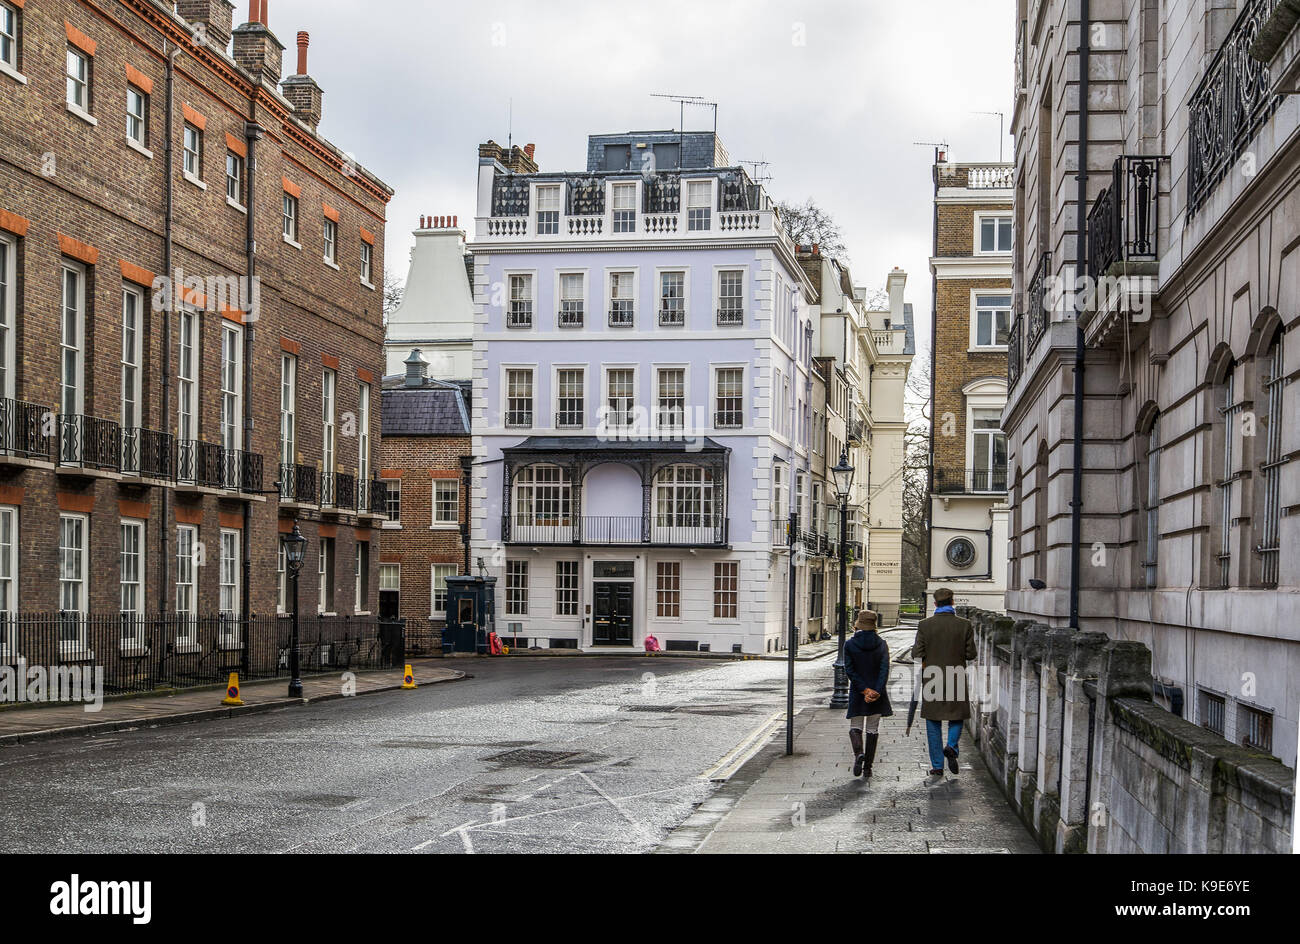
[{"xmin": 912, "ymin": 587, "xmax": 976, "ymax": 777}]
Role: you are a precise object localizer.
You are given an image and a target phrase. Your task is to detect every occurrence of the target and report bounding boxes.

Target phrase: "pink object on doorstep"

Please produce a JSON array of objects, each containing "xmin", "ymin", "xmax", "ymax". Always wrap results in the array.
[{"xmin": 644, "ymin": 634, "xmax": 661, "ymax": 653}]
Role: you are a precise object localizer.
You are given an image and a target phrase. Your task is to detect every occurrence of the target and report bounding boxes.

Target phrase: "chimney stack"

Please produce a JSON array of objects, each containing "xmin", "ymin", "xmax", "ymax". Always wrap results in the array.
[
  {"xmin": 479, "ymin": 140, "xmax": 538, "ymax": 174},
  {"xmin": 281, "ymin": 29, "xmax": 323, "ymax": 131},
  {"xmin": 177, "ymin": 0, "xmax": 235, "ymax": 50},
  {"xmin": 231, "ymin": 0, "xmax": 283, "ymax": 82},
  {"xmin": 404, "ymin": 349, "xmax": 429, "ymax": 388}
]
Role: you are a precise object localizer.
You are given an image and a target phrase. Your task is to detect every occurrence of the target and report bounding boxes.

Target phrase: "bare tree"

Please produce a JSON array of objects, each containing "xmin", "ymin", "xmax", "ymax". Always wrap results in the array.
[
  {"xmin": 900, "ymin": 352, "xmax": 933, "ymax": 605},
  {"xmin": 382, "ymin": 266, "xmax": 404, "ymax": 326},
  {"xmin": 775, "ymin": 198, "xmax": 847, "ymax": 257}
]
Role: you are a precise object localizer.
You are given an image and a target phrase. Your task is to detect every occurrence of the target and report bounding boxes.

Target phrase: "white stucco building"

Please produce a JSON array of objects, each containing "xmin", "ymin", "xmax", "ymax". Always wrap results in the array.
[{"xmin": 384, "ymin": 215, "xmax": 475, "ymax": 380}]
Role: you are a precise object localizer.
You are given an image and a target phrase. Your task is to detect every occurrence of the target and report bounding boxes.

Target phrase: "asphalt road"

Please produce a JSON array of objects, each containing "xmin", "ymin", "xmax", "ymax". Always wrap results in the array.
[{"xmin": 0, "ymin": 654, "xmax": 837, "ymax": 854}]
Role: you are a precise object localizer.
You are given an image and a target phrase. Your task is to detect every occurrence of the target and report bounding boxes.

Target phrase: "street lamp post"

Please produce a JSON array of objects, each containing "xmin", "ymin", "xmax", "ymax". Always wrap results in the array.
[
  {"xmin": 829, "ymin": 451, "xmax": 855, "ymax": 709},
  {"xmin": 283, "ymin": 524, "xmax": 308, "ymax": 698}
]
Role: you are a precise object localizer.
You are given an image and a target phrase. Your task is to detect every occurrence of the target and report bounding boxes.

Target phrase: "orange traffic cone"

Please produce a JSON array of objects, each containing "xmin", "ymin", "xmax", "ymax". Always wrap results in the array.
[
  {"xmin": 401, "ymin": 664, "xmax": 417, "ymax": 690},
  {"xmin": 222, "ymin": 673, "xmax": 243, "ymax": 705}
]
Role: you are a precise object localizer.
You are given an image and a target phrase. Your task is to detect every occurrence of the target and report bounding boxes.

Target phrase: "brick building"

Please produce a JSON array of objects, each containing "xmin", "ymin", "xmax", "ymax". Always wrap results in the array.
[
  {"xmin": 0, "ymin": 0, "xmax": 391, "ymax": 674},
  {"xmin": 925, "ymin": 155, "xmax": 1013, "ymax": 610},
  {"xmin": 378, "ymin": 352, "xmax": 470, "ymax": 647}
]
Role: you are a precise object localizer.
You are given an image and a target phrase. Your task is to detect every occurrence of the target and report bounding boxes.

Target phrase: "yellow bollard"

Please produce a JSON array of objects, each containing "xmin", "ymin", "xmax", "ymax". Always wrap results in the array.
[
  {"xmin": 401, "ymin": 664, "xmax": 417, "ymax": 690},
  {"xmin": 222, "ymin": 673, "xmax": 243, "ymax": 705}
]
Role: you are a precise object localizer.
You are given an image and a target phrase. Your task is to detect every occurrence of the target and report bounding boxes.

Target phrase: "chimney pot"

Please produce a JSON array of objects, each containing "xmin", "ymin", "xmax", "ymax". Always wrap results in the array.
[
  {"xmin": 524, "ymin": 143, "xmax": 535, "ymax": 159},
  {"xmin": 296, "ymin": 31, "xmax": 309, "ymax": 75},
  {"xmin": 248, "ymin": 0, "xmax": 257, "ymax": 23},
  {"xmin": 453, "ymin": 215, "xmax": 458, "ymax": 227},
  {"xmin": 259, "ymin": 0, "xmax": 268, "ymax": 27}
]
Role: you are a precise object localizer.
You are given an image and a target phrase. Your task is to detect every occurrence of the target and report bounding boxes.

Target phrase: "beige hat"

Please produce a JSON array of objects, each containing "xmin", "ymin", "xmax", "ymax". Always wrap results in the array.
[{"xmin": 854, "ymin": 610, "xmax": 878, "ymax": 630}]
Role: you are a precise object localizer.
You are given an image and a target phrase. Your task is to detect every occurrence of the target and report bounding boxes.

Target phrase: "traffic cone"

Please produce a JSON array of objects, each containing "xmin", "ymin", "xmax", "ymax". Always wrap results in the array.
[
  {"xmin": 222, "ymin": 673, "xmax": 243, "ymax": 705},
  {"xmin": 401, "ymin": 664, "xmax": 417, "ymax": 689}
]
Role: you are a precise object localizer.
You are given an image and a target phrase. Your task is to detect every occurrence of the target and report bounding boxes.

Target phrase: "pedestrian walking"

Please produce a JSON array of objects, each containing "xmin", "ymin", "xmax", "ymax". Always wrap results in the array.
[
  {"xmin": 844, "ymin": 609, "xmax": 892, "ymax": 778},
  {"xmin": 912, "ymin": 587, "xmax": 976, "ymax": 777}
]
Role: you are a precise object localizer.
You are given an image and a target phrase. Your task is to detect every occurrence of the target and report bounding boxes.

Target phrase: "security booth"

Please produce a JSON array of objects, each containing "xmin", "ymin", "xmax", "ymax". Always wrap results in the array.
[{"xmin": 443, "ymin": 575, "xmax": 496, "ymax": 655}]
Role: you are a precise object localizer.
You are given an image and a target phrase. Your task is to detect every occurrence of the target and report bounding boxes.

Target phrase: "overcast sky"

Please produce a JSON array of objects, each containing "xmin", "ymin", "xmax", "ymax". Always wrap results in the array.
[{"xmin": 272, "ymin": 0, "xmax": 1016, "ymax": 361}]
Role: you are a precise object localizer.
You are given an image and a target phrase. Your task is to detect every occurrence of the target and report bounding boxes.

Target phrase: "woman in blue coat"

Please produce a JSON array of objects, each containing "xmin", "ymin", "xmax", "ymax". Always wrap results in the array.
[{"xmin": 844, "ymin": 609, "xmax": 893, "ymax": 778}]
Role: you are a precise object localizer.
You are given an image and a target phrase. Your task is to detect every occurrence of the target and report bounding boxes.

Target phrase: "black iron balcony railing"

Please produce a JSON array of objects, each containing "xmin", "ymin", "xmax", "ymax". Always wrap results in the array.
[
  {"xmin": 714, "ymin": 408, "xmax": 743, "ymax": 429},
  {"xmin": 1026, "ymin": 251, "xmax": 1051, "ymax": 350},
  {"xmin": 658, "ymin": 305, "xmax": 685, "ymax": 327},
  {"xmin": 555, "ymin": 409, "xmax": 584, "ymax": 429},
  {"xmin": 334, "ymin": 471, "xmax": 356, "ymax": 512},
  {"xmin": 558, "ymin": 302, "xmax": 584, "ymax": 327},
  {"xmin": 716, "ymin": 306, "xmax": 744, "ymax": 326},
  {"xmin": 121, "ymin": 427, "xmax": 175, "ymax": 479},
  {"xmin": 608, "ymin": 302, "xmax": 634, "ymax": 327},
  {"xmin": 1007, "ymin": 315, "xmax": 1023, "ymax": 389},
  {"xmin": 215, "ymin": 447, "xmax": 262, "ymax": 493},
  {"xmin": 656, "ymin": 407, "xmax": 684, "ymax": 430},
  {"xmin": 502, "ymin": 513, "xmax": 728, "ymax": 547},
  {"xmin": 933, "ymin": 466, "xmax": 1009, "ymax": 495},
  {"xmin": 320, "ymin": 470, "xmax": 336, "ymax": 508},
  {"xmin": 58, "ymin": 414, "xmax": 121, "ymax": 471},
  {"xmin": 366, "ymin": 476, "xmax": 388, "ymax": 515},
  {"xmin": 504, "ymin": 409, "xmax": 533, "ymax": 428},
  {"xmin": 279, "ymin": 462, "xmax": 318, "ymax": 504},
  {"xmin": 177, "ymin": 440, "xmax": 223, "ymax": 488},
  {"xmin": 1087, "ymin": 155, "xmax": 1162, "ymax": 280},
  {"xmin": 1188, "ymin": 0, "xmax": 1281, "ymax": 216},
  {"xmin": 0, "ymin": 398, "xmax": 53, "ymax": 460}
]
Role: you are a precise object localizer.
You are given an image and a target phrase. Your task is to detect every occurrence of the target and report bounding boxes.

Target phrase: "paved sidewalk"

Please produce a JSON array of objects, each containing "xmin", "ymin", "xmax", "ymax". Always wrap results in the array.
[
  {"xmin": 0, "ymin": 660, "xmax": 464, "ymax": 745},
  {"xmin": 662, "ymin": 702, "xmax": 1040, "ymax": 854}
]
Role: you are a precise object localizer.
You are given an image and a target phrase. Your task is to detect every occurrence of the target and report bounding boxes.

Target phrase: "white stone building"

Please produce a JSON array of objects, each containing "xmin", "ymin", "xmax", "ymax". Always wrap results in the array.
[{"xmin": 384, "ymin": 215, "xmax": 475, "ymax": 380}]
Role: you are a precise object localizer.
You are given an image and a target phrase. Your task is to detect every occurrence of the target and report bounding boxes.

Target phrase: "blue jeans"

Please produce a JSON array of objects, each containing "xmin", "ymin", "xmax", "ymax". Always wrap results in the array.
[{"xmin": 925, "ymin": 719, "xmax": 963, "ymax": 771}]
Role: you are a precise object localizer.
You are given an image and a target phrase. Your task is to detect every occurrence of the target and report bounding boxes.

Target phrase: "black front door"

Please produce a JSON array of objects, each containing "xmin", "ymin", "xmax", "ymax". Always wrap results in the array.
[
  {"xmin": 592, "ymin": 582, "xmax": 633, "ymax": 645},
  {"xmin": 379, "ymin": 590, "xmax": 399, "ymax": 621}
]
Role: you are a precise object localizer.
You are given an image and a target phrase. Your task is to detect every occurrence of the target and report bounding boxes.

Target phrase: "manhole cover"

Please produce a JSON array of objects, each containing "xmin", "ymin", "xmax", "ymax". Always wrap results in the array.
[
  {"xmin": 619, "ymin": 705, "xmax": 678, "ymax": 713},
  {"xmin": 483, "ymin": 748, "xmax": 585, "ymax": 767}
]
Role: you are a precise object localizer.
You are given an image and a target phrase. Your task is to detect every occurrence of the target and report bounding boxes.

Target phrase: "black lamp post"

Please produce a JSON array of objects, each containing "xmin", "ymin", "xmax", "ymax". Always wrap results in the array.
[
  {"xmin": 829, "ymin": 450, "xmax": 855, "ymax": 709},
  {"xmin": 283, "ymin": 523, "xmax": 308, "ymax": 697}
]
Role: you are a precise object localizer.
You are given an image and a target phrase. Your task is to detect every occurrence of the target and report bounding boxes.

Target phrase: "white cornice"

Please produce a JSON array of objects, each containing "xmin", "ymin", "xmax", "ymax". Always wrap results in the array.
[
  {"xmin": 929, "ymin": 256, "xmax": 1013, "ymax": 279},
  {"xmin": 936, "ymin": 190, "xmax": 1014, "ymax": 206}
]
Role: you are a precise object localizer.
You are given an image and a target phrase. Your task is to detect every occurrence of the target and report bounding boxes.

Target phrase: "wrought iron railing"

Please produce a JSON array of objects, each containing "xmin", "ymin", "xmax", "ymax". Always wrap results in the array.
[
  {"xmin": 121, "ymin": 427, "xmax": 175, "ymax": 479},
  {"xmin": 555, "ymin": 410, "xmax": 584, "ymax": 429},
  {"xmin": 502, "ymin": 514, "xmax": 729, "ymax": 547},
  {"xmin": 0, "ymin": 397, "xmax": 53, "ymax": 460},
  {"xmin": 1087, "ymin": 155, "xmax": 1162, "ymax": 279},
  {"xmin": 177, "ymin": 440, "xmax": 224, "ymax": 488},
  {"xmin": 58, "ymin": 414, "xmax": 121, "ymax": 471},
  {"xmin": 279, "ymin": 462, "xmax": 318, "ymax": 504},
  {"xmin": 1008, "ymin": 315, "xmax": 1023, "ymax": 389},
  {"xmin": 933, "ymin": 466, "xmax": 1009, "ymax": 495},
  {"xmin": 320, "ymin": 470, "xmax": 336, "ymax": 508},
  {"xmin": 1027, "ymin": 251, "xmax": 1051, "ymax": 350},
  {"xmin": 1188, "ymin": 0, "xmax": 1282, "ymax": 215},
  {"xmin": 216, "ymin": 447, "xmax": 262, "ymax": 493},
  {"xmin": 608, "ymin": 302, "xmax": 634, "ymax": 327},
  {"xmin": 335, "ymin": 471, "xmax": 356, "ymax": 511},
  {"xmin": 714, "ymin": 409, "xmax": 743, "ymax": 429}
]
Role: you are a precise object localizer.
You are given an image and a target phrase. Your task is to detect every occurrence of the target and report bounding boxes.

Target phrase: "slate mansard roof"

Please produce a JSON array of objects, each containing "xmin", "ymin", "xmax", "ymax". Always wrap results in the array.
[{"xmin": 381, "ymin": 384, "xmax": 470, "ymax": 437}]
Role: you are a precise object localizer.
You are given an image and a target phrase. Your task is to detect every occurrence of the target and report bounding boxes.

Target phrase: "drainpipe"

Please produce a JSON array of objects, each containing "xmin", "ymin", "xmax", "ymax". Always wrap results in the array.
[
  {"xmin": 1069, "ymin": 0, "xmax": 1090, "ymax": 629},
  {"xmin": 161, "ymin": 42, "xmax": 178, "ymax": 608},
  {"xmin": 243, "ymin": 106, "xmax": 264, "ymax": 627}
]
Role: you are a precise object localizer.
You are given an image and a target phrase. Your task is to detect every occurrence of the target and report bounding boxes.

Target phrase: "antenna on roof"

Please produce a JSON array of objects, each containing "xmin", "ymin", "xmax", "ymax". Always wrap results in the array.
[
  {"xmin": 650, "ymin": 93, "xmax": 718, "ymax": 142},
  {"xmin": 737, "ymin": 159, "xmax": 771, "ymax": 185},
  {"xmin": 507, "ymin": 97, "xmax": 512, "ymax": 151},
  {"xmin": 913, "ymin": 140, "xmax": 951, "ymax": 163},
  {"xmin": 972, "ymin": 111, "xmax": 1006, "ymax": 161}
]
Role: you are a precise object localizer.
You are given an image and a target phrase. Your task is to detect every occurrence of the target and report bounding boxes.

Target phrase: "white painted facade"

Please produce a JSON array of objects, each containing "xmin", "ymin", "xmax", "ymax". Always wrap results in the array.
[{"xmin": 384, "ymin": 218, "xmax": 475, "ymax": 380}]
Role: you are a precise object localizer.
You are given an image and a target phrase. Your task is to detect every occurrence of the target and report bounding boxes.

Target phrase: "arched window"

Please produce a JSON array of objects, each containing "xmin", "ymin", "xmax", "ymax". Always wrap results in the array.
[
  {"xmin": 1257, "ymin": 329, "xmax": 1285, "ymax": 587},
  {"xmin": 1010, "ymin": 466, "xmax": 1023, "ymax": 588},
  {"xmin": 1034, "ymin": 442, "xmax": 1048, "ymax": 581},
  {"xmin": 512, "ymin": 464, "xmax": 571, "ymax": 526},
  {"xmin": 655, "ymin": 465, "xmax": 714, "ymax": 528},
  {"xmin": 1139, "ymin": 410, "xmax": 1161, "ymax": 589},
  {"xmin": 1212, "ymin": 356, "xmax": 1238, "ymax": 588}
]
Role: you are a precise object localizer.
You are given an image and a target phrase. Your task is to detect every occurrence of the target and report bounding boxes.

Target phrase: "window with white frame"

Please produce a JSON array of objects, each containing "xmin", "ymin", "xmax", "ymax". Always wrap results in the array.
[
  {"xmin": 220, "ymin": 323, "xmax": 242, "ymax": 453},
  {"xmin": 611, "ymin": 182, "xmax": 636, "ymax": 232},
  {"xmin": 379, "ymin": 563, "xmax": 400, "ymax": 592},
  {"xmin": 971, "ymin": 408, "xmax": 1007, "ymax": 492},
  {"xmin": 360, "ymin": 241, "xmax": 373, "ymax": 284},
  {"xmin": 434, "ymin": 479, "xmax": 459, "ymax": 526},
  {"xmin": 121, "ymin": 289, "xmax": 141, "ymax": 432},
  {"xmin": 655, "ymin": 465, "xmax": 713, "ymax": 528},
  {"xmin": 226, "ymin": 151, "xmax": 243, "ymax": 204},
  {"xmin": 219, "ymin": 528, "xmax": 239, "ymax": 618},
  {"xmin": 511, "ymin": 465, "xmax": 571, "ymax": 526},
  {"xmin": 120, "ymin": 519, "xmax": 145, "ymax": 649},
  {"xmin": 382, "ymin": 477, "xmax": 401, "ymax": 522},
  {"xmin": 713, "ymin": 561, "xmax": 738, "ymax": 619},
  {"xmin": 608, "ymin": 271, "xmax": 634, "ymax": 326},
  {"xmin": 183, "ymin": 123, "xmax": 202, "ymax": 180},
  {"xmin": 323, "ymin": 217, "xmax": 337, "ymax": 265},
  {"xmin": 280, "ymin": 354, "xmax": 296, "ymax": 467},
  {"xmin": 605, "ymin": 368, "xmax": 635, "ymax": 428},
  {"xmin": 355, "ymin": 541, "xmax": 369, "ymax": 612},
  {"xmin": 715, "ymin": 367, "xmax": 743, "ymax": 428},
  {"xmin": 717, "ymin": 269, "xmax": 744, "ymax": 325},
  {"xmin": 508, "ymin": 274, "xmax": 533, "ymax": 327},
  {"xmin": 505, "ymin": 560, "xmax": 528, "ymax": 615},
  {"xmin": 974, "ymin": 293, "xmax": 1011, "ymax": 348},
  {"xmin": 177, "ymin": 306, "xmax": 197, "ymax": 442},
  {"xmin": 978, "ymin": 214, "xmax": 1012, "ymax": 253},
  {"xmin": 1257, "ymin": 330, "xmax": 1285, "ymax": 588},
  {"xmin": 558, "ymin": 272, "xmax": 584, "ymax": 327},
  {"xmin": 658, "ymin": 270, "xmax": 685, "ymax": 326},
  {"xmin": 0, "ymin": 506, "xmax": 16, "ymax": 657},
  {"xmin": 505, "ymin": 368, "xmax": 533, "ymax": 427},
  {"xmin": 432, "ymin": 563, "xmax": 457, "ymax": 615},
  {"xmin": 0, "ymin": 2, "xmax": 17, "ymax": 71},
  {"xmin": 66, "ymin": 46, "xmax": 89, "ymax": 111},
  {"xmin": 126, "ymin": 85, "xmax": 148, "ymax": 147},
  {"xmin": 277, "ymin": 538, "xmax": 286, "ymax": 614},
  {"xmin": 60, "ymin": 262, "xmax": 85, "ymax": 416},
  {"xmin": 555, "ymin": 560, "xmax": 579, "ymax": 616},
  {"xmin": 283, "ymin": 192, "xmax": 299, "ymax": 241},
  {"xmin": 358, "ymin": 381, "xmax": 371, "ymax": 487},
  {"xmin": 0, "ymin": 235, "xmax": 12, "ymax": 400},
  {"xmin": 317, "ymin": 536, "xmax": 334, "ymax": 613},
  {"xmin": 1216, "ymin": 361, "xmax": 1238, "ymax": 588},
  {"xmin": 535, "ymin": 185, "xmax": 560, "ymax": 234},
  {"xmin": 657, "ymin": 368, "xmax": 684, "ymax": 429},
  {"xmin": 1141, "ymin": 412, "xmax": 1161, "ymax": 589},
  {"xmin": 59, "ymin": 514, "xmax": 87, "ymax": 649},
  {"xmin": 687, "ymin": 179, "xmax": 711, "ymax": 230},
  {"xmin": 656, "ymin": 562, "xmax": 680, "ymax": 618},
  {"xmin": 773, "ymin": 465, "xmax": 786, "ymax": 523},
  {"xmin": 556, "ymin": 368, "xmax": 584, "ymax": 428},
  {"xmin": 322, "ymin": 367, "xmax": 336, "ymax": 477}
]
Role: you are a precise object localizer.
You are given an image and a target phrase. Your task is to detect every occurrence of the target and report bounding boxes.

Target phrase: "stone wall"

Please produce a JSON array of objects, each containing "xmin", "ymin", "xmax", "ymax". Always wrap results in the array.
[{"xmin": 960, "ymin": 606, "xmax": 1294, "ymax": 854}]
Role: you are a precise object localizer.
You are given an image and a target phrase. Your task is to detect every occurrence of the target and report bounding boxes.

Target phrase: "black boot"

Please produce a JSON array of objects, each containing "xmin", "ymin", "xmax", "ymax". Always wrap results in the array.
[
  {"xmin": 849, "ymin": 728, "xmax": 864, "ymax": 777},
  {"xmin": 863, "ymin": 732, "xmax": 879, "ymax": 778}
]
